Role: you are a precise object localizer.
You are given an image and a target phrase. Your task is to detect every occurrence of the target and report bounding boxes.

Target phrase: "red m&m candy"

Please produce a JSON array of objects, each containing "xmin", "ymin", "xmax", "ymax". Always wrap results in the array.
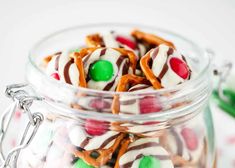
[
  {"xmin": 181, "ymin": 127, "xmax": 198, "ymax": 151},
  {"xmin": 50, "ymin": 72, "xmax": 60, "ymax": 80},
  {"xmin": 116, "ymin": 36, "xmax": 136, "ymax": 50},
  {"xmin": 139, "ymin": 96, "xmax": 162, "ymax": 114},
  {"xmin": 89, "ymin": 99, "xmax": 111, "ymax": 110},
  {"xmin": 169, "ymin": 57, "xmax": 189, "ymax": 79},
  {"xmin": 85, "ymin": 119, "xmax": 108, "ymax": 136}
]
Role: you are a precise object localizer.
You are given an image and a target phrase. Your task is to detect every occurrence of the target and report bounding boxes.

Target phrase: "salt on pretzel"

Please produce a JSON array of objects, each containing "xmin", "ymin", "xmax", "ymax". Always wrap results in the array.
[
  {"xmin": 140, "ymin": 50, "xmax": 162, "ymax": 89},
  {"xmin": 112, "ymin": 74, "xmax": 149, "ymax": 114},
  {"xmin": 86, "ymin": 33, "xmax": 104, "ymax": 47},
  {"xmin": 72, "ymin": 133, "xmax": 125, "ymax": 167},
  {"xmin": 131, "ymin": 29, "xmax": 175, "ymax": 49}
]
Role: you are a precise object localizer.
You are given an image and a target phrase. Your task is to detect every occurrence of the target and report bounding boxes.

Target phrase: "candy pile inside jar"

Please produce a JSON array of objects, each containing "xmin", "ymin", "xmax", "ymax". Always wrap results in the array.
[{"xmin": 33, "ymin": 29, "xmax": 207, "ymax": 168}]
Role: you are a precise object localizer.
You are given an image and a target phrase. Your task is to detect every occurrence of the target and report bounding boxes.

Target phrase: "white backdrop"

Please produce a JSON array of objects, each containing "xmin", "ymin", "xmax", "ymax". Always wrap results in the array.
[{"xmin": 0, "ymin": 0, "xmax": 235, "ymax": 167}]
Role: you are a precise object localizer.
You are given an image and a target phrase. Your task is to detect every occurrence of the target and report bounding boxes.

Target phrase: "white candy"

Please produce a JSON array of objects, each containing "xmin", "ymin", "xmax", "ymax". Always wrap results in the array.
[
  {"xmin": 68, "ymin": 125, "xmax": 119, "ymax": 151},
  {"xmin": 166, "ymin": 127, "xmax": 204, "ymax": 163},
  {"xmin": 119, "ymin": 137, "xmax": 174, "ymax": 168},
  {"xmin": 119, "ymin": 84, "xmax": 154, "ymax": 115},
  {"xmin": 46, "ymin": 50, "xmax": 80, "ymax": 86},
  {"xmin": 84, "ymin": 48, "xmax": 131, "ymax": 91},
  {"xmin": 151, "ymin": 44, "xmax": 191, "ymax": 88}
]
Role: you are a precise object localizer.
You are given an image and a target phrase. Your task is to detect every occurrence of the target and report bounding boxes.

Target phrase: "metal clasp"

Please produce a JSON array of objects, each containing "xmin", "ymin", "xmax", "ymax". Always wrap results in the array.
[
  {"xmin": 0, "ymin": 84, "xmax": 44, "ymax": 168},
  {"xmin": 213, "ymin": 62, "xmax": 233, "ymax": 102}
]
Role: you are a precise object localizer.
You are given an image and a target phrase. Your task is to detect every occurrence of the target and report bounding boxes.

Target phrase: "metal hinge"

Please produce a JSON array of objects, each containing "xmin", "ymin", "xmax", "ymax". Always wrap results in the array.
[{"xmin": 0, "ymin": 84, "xmax": 44, "ymax": 168}]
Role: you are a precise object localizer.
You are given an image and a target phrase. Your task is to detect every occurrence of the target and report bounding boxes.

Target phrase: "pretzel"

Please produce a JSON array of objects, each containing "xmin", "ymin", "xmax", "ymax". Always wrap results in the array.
[
  {"xmin": 43, "ymin": 55, "xmax": 52, "ymax": 64},
  {"xmin": 116, "ymin": 74, "xmax": 150, "ymax": 92},
  {"xmin": 86, "ymin": 33, "xmax": 104, "ymax": 47},
  {"xmin": 114, "ymin": 138, "xmax": 132, "ymax": 168},
  {"xmin": 114, "ymin": 48, "xmax": 137, "ymax": 73},
  {"xmin": 140, "ymin": 49, "xmax": 162, "ymax": 89},
  {"xmin": 159, "ymin": 132, "xmax": 200, "ymax": 167},
  {"xmin": 131, "ymin": 29, "xmax": 175, "ymax": 48},
  {"xmin": 171, "ymin": 155, "xmax": 196, "ymax": 167},
  {"xmin": 112, "ymin": 74, "xmax": 149, "ymax": 114},
  {"xmin": 116, "ymin": 136, "xmax": 190, "ymax": 168},
  {"xmin": 72, "ymin": 47, "xmax": 137, "ymax": 77},
  {"xmin": 69, "ymin": 48, "xmax": 98, "ymax": 88},
  {"xmin": 70, "ymin": 47, "xmax": 97, "ymax": 59},
  {"xmin": 72, "ymin": 133, "xmax": 125, "ymax": 167},
  {"xmin": 43, "ymin": 52, "xmax": 62, "ymax": 66}
]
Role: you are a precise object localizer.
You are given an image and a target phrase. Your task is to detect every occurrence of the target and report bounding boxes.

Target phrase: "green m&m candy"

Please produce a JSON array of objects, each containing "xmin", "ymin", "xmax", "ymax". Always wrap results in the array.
[
  {"xmin": 139, "ymin": 156, "xmax": 161, "ymax": 168},
  {"xmin": 89, "ymin": 60, "xmax": 114, "ymax": 81},
  {"xmin": 73, "ymin": 159, "xmax": 94, "ymax": 168}
]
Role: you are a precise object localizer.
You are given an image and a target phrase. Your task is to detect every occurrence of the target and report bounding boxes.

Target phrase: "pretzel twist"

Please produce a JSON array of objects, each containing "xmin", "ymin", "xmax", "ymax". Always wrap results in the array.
[
  {"xmin": 140, "ymin": 50, "xmax": 162, "ymax": 89},
  {"xmin": 72, "ymin": 133, "xmax": 125, "ymax": 167},
  {"xmin": 86, "ymin": 33, "xmax": 104, "ymax": 47},
  {"xmin": 114, "ymin": 138, "xmax": 131, "ymax": 168},
  {"xmin": 131, "ymin": 29, "xmax": 175, "ymax": 48},
  {"xmin": 112, "ymin": 74, "xmax": 149, "ymax": 114}
]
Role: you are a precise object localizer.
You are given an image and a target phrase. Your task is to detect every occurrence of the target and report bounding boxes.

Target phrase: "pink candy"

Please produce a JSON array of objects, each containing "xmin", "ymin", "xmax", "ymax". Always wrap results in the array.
[
  {"xmin": 181, "ymin": 127, "xmax": 198, "ymax": 151},
  {"xmin": 85, "ymin": 119, "xmax": 108, "ymax": 136},
  {"xmin": 14, "ymin": 110, "xmax": 22, "ymax": 119},
  {"xmin": 139, "ymin": 96, "xmax": 162, "ymax": 114},
  {"xmin": 89, "ymin": 99, "xmax": 111, "ymax": 110}
]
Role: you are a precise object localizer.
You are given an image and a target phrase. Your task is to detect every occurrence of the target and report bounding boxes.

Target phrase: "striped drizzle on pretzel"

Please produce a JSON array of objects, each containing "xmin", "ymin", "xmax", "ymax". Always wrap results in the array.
[
  {"xmin": 118, "ymin": 138, "xmax": 174, "ymax": 168},
  {"xmin": 162, "ymin": 128, "xmax": 205, "ymax": 166},
  {"xmin": 44, "ymin": 50, "xmax": 86, "ymax": 87},
  {"xmin": 69, "ymin": 125, "xmax": 121, "ymax": 151},
  {"xmin": 131, "ymin": 29, "xmax": 175, "ymax": 49},
  {"xmin": 140, "ymin": 44, "xmax": 191, "ymax": 89},
  {"xmin": 80, "ymin": 48, "xmax": 136, "ymax": 91},
  {"xmin": 86, "ymin": 32, "xmax": 147, "ymax": 59},
  {"xmin": 150, "ymin": 44, "xmax": 191, "ymax": 88},
  {"xmin": 112, "ymin": 74, "xmax": 150, "ymax": 114}
]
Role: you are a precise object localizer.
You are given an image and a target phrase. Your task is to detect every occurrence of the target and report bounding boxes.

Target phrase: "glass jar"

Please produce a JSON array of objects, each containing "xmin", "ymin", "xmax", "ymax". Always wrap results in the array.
[{"xmin": 0, "ymin": 23, "xmax": 216, "ymax": 168}]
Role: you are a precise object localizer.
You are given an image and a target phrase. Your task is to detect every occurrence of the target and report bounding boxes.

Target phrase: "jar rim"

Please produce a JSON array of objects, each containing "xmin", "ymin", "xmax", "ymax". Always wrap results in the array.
[{"xmin": 27, "ymin": 23, "xmax": 212, "ymax": 121}]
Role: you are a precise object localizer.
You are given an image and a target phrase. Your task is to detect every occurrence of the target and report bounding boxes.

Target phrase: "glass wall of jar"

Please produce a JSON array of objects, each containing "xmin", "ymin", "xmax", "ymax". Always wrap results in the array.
[{"xmin": 2, "ymin": 24, "xmax": 216, "ymax": 168}]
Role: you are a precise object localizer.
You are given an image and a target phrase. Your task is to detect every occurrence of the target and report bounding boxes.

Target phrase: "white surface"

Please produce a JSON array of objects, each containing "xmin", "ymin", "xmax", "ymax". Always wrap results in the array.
[{"xmin": 0, "ymin": 0, "xmax": 235, "ymax": 167}]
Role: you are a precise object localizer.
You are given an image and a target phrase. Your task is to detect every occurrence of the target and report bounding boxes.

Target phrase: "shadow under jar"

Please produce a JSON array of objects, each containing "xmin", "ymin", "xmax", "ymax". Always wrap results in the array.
[{"xmin": 15, "ymin": 24, "xmax": 215, "ymax": 168}]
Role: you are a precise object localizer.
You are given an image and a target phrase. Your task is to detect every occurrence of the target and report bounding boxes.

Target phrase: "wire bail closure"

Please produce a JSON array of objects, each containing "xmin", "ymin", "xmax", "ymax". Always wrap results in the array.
[
  {"xmin": 0, "ymin": 84, "xmax": 44, "ymax": 168},
  {"xmin": 213, "ymin": 62, "xmax": 233, "ymax": 103}
]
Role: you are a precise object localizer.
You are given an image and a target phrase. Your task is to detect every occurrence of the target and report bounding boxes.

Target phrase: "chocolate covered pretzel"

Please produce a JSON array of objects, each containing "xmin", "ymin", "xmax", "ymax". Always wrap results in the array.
[
  {"xmin": 43, "ymin": 50, "xmax": 87, "ymax": 87},
  {"xmin": 140, "ymin": 44, "xmax": 192, "ymax": 89},
  {"xmin": 72, "ymin": 47, "xmax": 137, "ymax": 91},
  {"xmin": 38, "ymin": 28, "xmax": 206, "ymax": 168},
  {"xmin": 131, "ymin": 29, "xmax": 175, "ymax": 49},
  {"xmin": 68, "ymin": 122, "xmax": 125, "ymax": 167},
  {"xmin": 112, "ymin": 74, "xmax": 161, "ymax": 115},
  {"xmin": 162, "ymin": 127, "xmax": 205, "ymax": 166},
  {"xmin": 116, "ymin": 137, "xmax": 174, "ymax": 168},
  {"xmin": 86, "ymin": 32, "xmax": 147, "ymax": 59}
]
